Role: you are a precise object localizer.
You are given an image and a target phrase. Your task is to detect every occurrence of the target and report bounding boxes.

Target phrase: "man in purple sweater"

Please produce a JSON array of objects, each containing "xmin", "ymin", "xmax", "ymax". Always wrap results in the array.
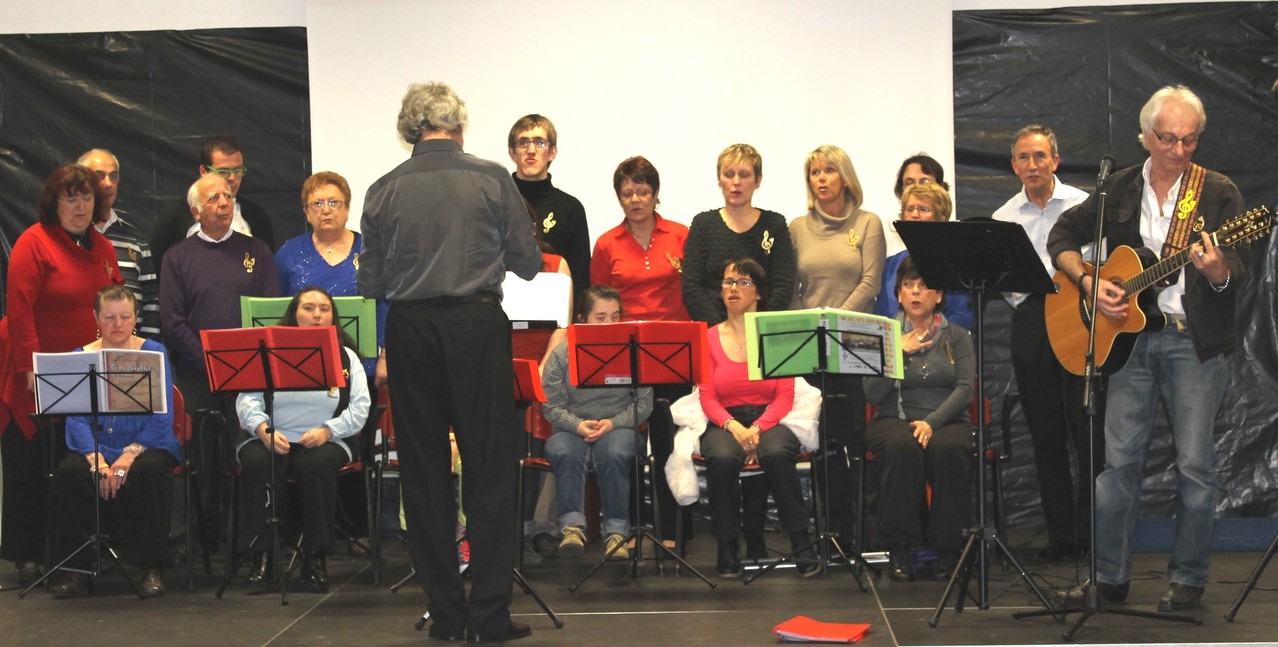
[{"xmin": 160, "ymin": 174, "xmax": 279, "ymax": 553}]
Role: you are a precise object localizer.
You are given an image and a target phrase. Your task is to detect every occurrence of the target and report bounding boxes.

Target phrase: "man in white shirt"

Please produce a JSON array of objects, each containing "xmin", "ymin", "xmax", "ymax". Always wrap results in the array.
[{"xmin": 992, "ymin": 124, "xmax": 1097, "ymax": 564}]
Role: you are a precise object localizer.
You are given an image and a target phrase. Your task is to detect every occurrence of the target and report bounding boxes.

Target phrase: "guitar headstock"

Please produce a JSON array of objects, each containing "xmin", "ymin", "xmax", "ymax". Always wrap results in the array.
[{"xmin": 1217, "ymin": 206, "xmax": 1274, "ymax": 248}]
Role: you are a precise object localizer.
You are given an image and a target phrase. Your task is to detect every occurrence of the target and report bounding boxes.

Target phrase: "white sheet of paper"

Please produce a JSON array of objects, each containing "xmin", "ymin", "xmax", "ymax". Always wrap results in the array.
[{"xmin": 501, "ymin": 271, "xmax": 572, "ymax": 328}]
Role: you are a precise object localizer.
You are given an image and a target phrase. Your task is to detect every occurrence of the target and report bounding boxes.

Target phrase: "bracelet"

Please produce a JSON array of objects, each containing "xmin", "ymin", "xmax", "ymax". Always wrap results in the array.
[
  {"xmin": 1210, "ymin": 269, "xmax": 1231, "ymax": 292},
  {"xmin": 124, "ymin": 443, "xmax": 144, "ymax": 454},
  {"xmin": 723, "ymin": 417, "xmax": 736, "ymax": 429}
]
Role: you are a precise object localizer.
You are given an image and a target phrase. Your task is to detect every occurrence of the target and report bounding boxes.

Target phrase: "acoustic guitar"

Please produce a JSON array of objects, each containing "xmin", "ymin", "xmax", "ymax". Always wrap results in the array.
[{"xmin": 1045, "ymin": 206, "xmax": 1272, "ymax": 375}]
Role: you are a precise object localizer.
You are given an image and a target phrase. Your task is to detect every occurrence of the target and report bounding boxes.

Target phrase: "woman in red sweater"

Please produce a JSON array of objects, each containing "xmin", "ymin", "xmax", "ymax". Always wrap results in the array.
[
  {"xmin": 0, "ymin": 164, "xmax": 122, "ymax": 583},
  {"xmin": 698, "ymin": 258, "xmax": 816, "ymax": 578}
]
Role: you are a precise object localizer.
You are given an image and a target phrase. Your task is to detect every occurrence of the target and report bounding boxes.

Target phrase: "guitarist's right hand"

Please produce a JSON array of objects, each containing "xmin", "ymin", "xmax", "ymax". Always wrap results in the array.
[{"xmin": 1083, "ymin": 275, "xmax": 1129, "ymax": 319}]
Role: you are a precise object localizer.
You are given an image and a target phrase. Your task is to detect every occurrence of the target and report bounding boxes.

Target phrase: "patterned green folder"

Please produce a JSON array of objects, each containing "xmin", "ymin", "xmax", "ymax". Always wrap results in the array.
[{"xmin": 745, "ymin": 308, "xmax": 902, "ymax": 381}]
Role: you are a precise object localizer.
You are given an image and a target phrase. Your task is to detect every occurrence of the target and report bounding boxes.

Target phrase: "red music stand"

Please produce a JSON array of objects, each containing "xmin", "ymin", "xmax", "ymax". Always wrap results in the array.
[
  {"xmin": 564, "ymin": 321, "xmax": 716, "ymax": 592},
  {"xmin": 205, "ymin": 325, "xmax": 345, "ymax": 606}
]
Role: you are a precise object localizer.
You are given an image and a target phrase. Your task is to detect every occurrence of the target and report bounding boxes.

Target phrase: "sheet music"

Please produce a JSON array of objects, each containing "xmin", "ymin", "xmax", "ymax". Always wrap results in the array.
[{"xmin": 33, "ymin": 349, "xmax": 166, "ymax": 414}]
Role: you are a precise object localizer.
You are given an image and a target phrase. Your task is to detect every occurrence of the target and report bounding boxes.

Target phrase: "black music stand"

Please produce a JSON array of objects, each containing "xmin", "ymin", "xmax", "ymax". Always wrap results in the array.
[
  {"xmin": 21, "ymin": 357, "xmax": 160, "ymax": 599},
  {"xmin": 208, "ymin": 326, "xmax": 344, "ymax": 606},
  {"xmin": 565, "ymin": 321, "xmax": 716, "ymax": 592},
  {"xmin": 893, "ymin": 219, "xmax": 1060, "ymax": 624},
  {"xmin": 741, "ymin": 309, "xmax": 887, "ymax": 588}
]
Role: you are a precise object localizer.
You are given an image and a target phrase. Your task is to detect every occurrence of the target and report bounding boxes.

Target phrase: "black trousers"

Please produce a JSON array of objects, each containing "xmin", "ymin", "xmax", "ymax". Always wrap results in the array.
[
  {"xmin": 866, "ymin": 417, "xmax": 971, "ymax": 554},
  {"xmin": 809, "ymin": 373, "xmax": 864, "ymax": 542},
  {"xmin": 643, "ymin": 383, "xmax": 692, "ymax": 541},
  {"xmin": 46, "ymin": 450, "xmax": 178, "ymax": 570},
  {"xmin": 1010, "ymin": 296, "xmax": 1105, "ymax": 549},
  {"xmin": 702, "ymin": 422, "xmax": 808, "ymax": 541},
  {"xmin": 237, "ymin": 439, "xmax": 349, "ymax": 554},
  {"xmin": 1, "ymin": 421, "xmax": 54, "ymax": 564},
  {"xmin": 386, "ymin": 300, "xmax": 518, "ymax": 636},
  {"xmin": 174, "ymin": 370, "xmax": 237, "ymax": 551}
]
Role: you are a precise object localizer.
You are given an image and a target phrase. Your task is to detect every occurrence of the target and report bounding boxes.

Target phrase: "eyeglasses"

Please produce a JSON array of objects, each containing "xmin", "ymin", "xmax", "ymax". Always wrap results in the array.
[
  {"xmin": 59, "ymin": 193, "xmax": 93, "ymax": 205},
  {"xmin": 208, "ymin": 166, "xmax": 248, "ymax": 178},
  {"xmin": 514, "ymin": 138, "xmax": 550, "ymax": 151},
  {"xmin": 1151, "ymin": 128, "xmax": 1199, "ymax": 149},
  {"xmin": 92, "ymin": 170, "xmax": 120, "ymax": 183},
  {"xmin": 307, "ymin": 199, "xmax": 346, "ymax": 211},
  {"xmin": 903, "ymin": 204, "xmax": 934, "ymax": 215},
  {"xmin": 721, "ymin": 278, "xmax": 756, "ymax": 288}
]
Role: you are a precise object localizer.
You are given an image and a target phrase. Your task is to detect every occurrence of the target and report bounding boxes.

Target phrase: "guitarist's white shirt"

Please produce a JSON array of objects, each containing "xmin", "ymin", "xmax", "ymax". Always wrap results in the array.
[
  {"xmin": 992, "ymin": 175, "xmax": 1090, "ymax": 307},
  {"xmin": 1139, "ymin": 159, "xmax": 1188, "ymax": 316}
]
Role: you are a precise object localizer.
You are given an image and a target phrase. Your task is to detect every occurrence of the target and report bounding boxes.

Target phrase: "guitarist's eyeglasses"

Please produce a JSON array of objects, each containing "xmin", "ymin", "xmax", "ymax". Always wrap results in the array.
[{"xmin": 1151, "ymin": 128, "xmax": 1199, "ymax": 149}]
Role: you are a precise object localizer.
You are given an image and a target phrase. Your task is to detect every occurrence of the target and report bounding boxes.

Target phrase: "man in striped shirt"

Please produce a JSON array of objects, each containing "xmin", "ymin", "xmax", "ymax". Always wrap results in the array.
[{"xmin": 79, "ymin": 148, "xmax": 161, "ymax": 341}]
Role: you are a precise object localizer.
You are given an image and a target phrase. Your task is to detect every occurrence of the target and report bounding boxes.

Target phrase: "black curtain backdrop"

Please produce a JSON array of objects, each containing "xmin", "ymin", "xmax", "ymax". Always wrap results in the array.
[
  {"xmin": 954, "ymin": 2, "xmax": 1278, "ymax": 540},
  {"xmin": 0, "ymin": 27, "xmax": 310, "ymax": 307}
]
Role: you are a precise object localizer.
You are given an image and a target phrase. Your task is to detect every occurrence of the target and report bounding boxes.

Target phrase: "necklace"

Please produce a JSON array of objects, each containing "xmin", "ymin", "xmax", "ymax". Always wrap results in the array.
[{"xmin": 315, "ymin": 232, "xmax": 346, "ymax": 255}]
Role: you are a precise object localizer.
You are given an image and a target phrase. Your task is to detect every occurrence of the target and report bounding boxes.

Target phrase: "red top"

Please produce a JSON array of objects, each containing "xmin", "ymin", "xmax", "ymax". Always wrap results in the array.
[
  {"xmin": 590, "ymin": 213, "xmax": 689, "ymax": 322},
  {"xmin": 698, "ymin": 323, "xmax": 794, "ymax": 431},
  {"xmin": 1, "ymin": 222, "xmax": 123, "ymax": 438}
]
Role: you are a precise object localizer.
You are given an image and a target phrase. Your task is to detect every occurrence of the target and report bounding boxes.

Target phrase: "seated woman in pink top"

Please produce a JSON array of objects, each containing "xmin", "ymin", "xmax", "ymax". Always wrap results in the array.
[{"xmin": 699, "ymin": 258, "xmax": 816, "ymax": 579}]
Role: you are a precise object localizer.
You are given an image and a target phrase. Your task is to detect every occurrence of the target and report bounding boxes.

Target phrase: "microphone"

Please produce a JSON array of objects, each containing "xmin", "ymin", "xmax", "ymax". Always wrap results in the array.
[{"xmin": 1097, "ymin": 155, "xmax": 1115, "ymax": 184}]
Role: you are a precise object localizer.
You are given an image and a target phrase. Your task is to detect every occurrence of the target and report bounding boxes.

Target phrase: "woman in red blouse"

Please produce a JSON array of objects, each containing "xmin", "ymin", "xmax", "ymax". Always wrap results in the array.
[
  {"xmin": 0, "ymin": 164, "xmax": 123, "ymax": 583},
  {"xmin": 698, "ymin": 258, "xmax": 816, "ymax": 578},
  {"xmin": 590, "ymin": 157, "xmax": 690, "ymax": 547}
]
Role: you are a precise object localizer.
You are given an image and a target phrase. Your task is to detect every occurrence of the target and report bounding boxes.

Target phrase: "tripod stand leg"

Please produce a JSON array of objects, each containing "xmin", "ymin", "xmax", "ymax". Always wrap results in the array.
[
  {"xmin": 1225, "ymin": 529, "xmax": 1278, "ymax": 622},
  {"xmin": 930, "ymin": 529, "xmax": 980, "ymax": 626},
  {"xmin": 513, "ymin": 567, "xmax": 565, "ymax": 628},
  {"xmin": 390, "ymin": 567, "xmax": 416, "ymax": 593}
]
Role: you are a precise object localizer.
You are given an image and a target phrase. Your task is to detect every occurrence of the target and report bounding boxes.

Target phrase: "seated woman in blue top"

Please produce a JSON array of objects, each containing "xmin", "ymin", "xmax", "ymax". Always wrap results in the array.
[
  {"xmin": 235, "ymin": 286, "xmax": 370, "ymax": 593},
  {"xmin": 542, "ymin": 285, "xmax": 652, "ymax": 560},
  {"xmin": 46, "ymin": 285, "xmax": 179, "ymax": 599},
  {"xmin": 874, "ymin": 183, "xmax": 973, "ymax": 330}
]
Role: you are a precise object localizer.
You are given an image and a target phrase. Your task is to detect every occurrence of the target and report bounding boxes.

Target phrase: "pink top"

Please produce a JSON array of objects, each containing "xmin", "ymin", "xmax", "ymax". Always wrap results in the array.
[{"xmin": 698, "ymin": 323, "xmax": 794, "ymax": 431}]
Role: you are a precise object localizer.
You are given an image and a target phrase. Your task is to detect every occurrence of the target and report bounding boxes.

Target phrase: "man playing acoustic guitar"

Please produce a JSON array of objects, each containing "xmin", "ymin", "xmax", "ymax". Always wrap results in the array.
[{"xmin": 1047, "ymin": 85, "xmax": 1246, "ymax": 613}]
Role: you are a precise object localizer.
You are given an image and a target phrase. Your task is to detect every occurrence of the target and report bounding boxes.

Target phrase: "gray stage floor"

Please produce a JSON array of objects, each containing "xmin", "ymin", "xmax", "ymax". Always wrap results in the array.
[{"xmin": 3, "ymin": 531, "xmax": 1276, "ymax": 646}]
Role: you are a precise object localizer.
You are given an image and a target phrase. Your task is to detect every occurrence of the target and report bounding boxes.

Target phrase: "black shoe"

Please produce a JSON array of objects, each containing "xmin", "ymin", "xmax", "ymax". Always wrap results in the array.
[
  {"xmin": 140, "ymin": 568, "xmax": 166, "ymax": 598},
  {"xmin": 931, "ymin": 551, "xmax": 958, "ymax": 581},
  {"xmin": 790, "ymin": 531, "xmax": 820, "ymax": 578},
  {"xmin": 299, "ymin": 552, "xmax": 328, "ymax": 593},
  {"xmin": 467, "ymin": 621, "xmax": 531, "ymax": 643},
  {"xmin": 716, "ymin": 538, "xmax": 741, "ymax": 578},
  {"xmin": 16, "ymin": 561, "xmax": 42, "ymax": 586},
  {"xmin": 50, "ymin": 572, "xmax": 88, "ymax": 599},
  {"xmin": 1158, "ymin": 582, "xmax": 1204, "ymax": 611},
  {"xmin": 1063, "ymin": 577, "xmax": 1129, "ymax": 605},
  {"xmin": 428, "ymin": 620, "xmax": 465, "ymax": 642},
  {"xmin": 530, "ymin": 532, "xmax": 559, "ymax": 559},
  {"xmin": 1033, "ymin": 542, "xmax": 1084, "ymax": 563},
  {"xmin": 888, "ymin": 545, "xmax": 913, "ymax": 582},
  {"xmin": 744, "ymin": 532, "xmax": 768, "ymax": 561},
  {"xmin": 246, "ymin": 551, "xmax": 273, "ymax": 587},
  {"xmin": 519, "ymin": 538, "xmax": 542, "ymax": 567}
]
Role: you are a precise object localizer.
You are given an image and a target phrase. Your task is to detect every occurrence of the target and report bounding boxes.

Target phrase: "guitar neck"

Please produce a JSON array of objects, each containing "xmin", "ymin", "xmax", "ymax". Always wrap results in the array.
[{"xmin": 1120, "ymin": 237, "xmax": 1208, "ymax": 295}]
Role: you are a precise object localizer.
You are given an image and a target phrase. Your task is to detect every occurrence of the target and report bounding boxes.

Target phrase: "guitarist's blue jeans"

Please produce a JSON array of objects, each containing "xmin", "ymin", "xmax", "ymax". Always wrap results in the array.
[{"xmin": 1093, "ymin": 326, "xmax": 1226, "ymax": 589}]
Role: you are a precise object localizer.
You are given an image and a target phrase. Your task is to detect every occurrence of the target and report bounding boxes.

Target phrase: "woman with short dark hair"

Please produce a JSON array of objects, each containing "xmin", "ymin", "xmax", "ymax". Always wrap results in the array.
[{"xmin": 1, "ymin": 164, "xmax": 123, "ymax": 585}]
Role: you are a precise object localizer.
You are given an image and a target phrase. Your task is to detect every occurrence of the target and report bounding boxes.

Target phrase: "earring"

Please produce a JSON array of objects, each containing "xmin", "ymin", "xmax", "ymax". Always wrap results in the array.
[{"xmin": 95, "ymin": 328, "xmax": 101, "ymax": 339}]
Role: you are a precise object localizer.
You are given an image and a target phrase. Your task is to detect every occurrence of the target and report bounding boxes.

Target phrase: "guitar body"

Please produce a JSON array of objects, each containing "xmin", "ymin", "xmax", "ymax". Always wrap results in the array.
[{"xmin": 1045, "ymin": 245, "xmax": 1153, "ymax": 376}]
